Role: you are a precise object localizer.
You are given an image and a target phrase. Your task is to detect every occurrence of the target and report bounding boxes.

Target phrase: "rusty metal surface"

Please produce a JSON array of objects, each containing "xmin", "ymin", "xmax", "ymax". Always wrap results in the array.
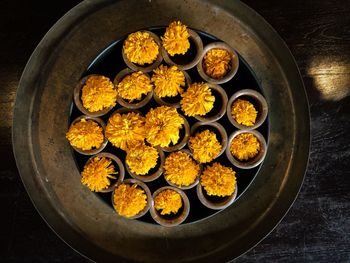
[{"xmin": 12, "ymin": 0, "xmax": 309, "ymax": 262}]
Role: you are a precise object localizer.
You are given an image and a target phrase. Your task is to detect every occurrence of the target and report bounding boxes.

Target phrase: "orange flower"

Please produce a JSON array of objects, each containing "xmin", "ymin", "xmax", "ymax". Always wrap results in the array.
[
  {"xmin": 230, "ymin": 133, "xmax": 260, "ymax": 161},
  {"xmin": 123, "ymin": 31, "xmax": 159, "ymax": 65},
  {"xmin": 81, "ymin": 157, "xmax": 117, "ymax": 192},
  {"xmin": 66, "ymin": 118, "xmax": 104, "ymax": 151},
  {"xmin": 117, "ymin": 71, "xmax": 153, "ymax": 102},
  {"xmin": 151, "ymin": 65, "xmax": 185, "ymax": 98},
  {"xmin": 164, "ymin": 151, "xmax": 200, "ymax": 187},
  {"xmin": 231, "ymin": 99, "xmax": 257, "ymax": 126},
  {"xmin": 180, "ymin": 82, "xmax": 215, "ymax": 116},
  {"xmin": 154, "ymin": 189, "xmax": 182, "ymax": 215},
  {"xmin": 189, "ymin": 130, "xmax": 222, "ymax": 163},
  {"xmin": 105, "ymin": 112, "xmax": 146, "ymax": 151},
  {"xmin": 81, "ymin": 75, "xmax": 117, "ymax": 112},
  {"xmin": 126, "ymin": 143, "xmax": 159, "ymax": 175},
  {"xmin": 201, "ymin": 163, "xmax": 236, "ymax": 197},
  {"xmin": 162, "ymin": 21, "xmax": 190, "ymax": 56},
  {"xmin": 113, "ymin": 183, "xmax": 147, "ymax": 218},
  {"xmin": 145, "ymin": 106, "xmax": 184, "ymax": 147},
  {"xmin": 203, "ymin": 48, "xmax": 231, "ymax": 79}
]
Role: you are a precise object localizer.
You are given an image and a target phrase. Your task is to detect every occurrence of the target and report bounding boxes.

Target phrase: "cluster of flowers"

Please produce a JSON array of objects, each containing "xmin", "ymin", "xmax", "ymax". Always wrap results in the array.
[{"xmin": 64, "ymin": 21, "xmax": 264, "ymax": 221}]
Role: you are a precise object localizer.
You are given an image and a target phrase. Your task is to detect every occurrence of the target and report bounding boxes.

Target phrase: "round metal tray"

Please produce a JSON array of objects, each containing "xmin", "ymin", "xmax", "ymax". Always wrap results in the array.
[{"xmin": 12, "ymin": 0, "xmax": 310, "ymax": 262}]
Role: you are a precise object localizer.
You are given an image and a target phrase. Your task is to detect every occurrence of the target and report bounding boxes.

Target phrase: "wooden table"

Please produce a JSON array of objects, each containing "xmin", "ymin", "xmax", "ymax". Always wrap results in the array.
[{"xmin": 1, "ymin": 0, "xmax": 349, "ymax": 262}]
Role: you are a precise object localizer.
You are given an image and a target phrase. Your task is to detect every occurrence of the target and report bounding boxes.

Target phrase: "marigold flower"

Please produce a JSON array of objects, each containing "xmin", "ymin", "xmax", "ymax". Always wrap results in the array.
[
  {"xmin": 113, "ymin": 183, "xmax": 147, "ymax": 218},
  {"xmin": 231, "ymin": 99, "xmax": 257, "ymax": 126},
  {"xmin": 230, "ymin": 133, "xmax": 261, "ymax": 161},
  {"xmin": 180, "ymin": 82, "xmax": 215, "ymax": 116},
  {"xmin": 145, "ymin": 106, "xmax": 184, "ymax": 147},
  {"xmin": 162, "ymin": 21, "xmax": 190, "ymax": 56},
  {"xmin": 117, "ymin": 71, "xmax": 153, "ymax": 102},
  {"xmin": 105, "ymin": 112, "xmax": 146, "ymax": 151},
  {"xmin": 123, "ymin": 31, "xmax": 159, "ymax": 65},
  {"xmin": 201, "ymin": 163, "xmax": 236, "ymax": 197},
  {"xmin": 203, "ymin": 48, "xmax": 232, "ymax": 79},
  {"xmin": 126, "ymin": 143, "xmax": 159, "ymax": 175},
  {"xmin": 189, "ymin": 130, "xmax": 222, "ymax": 163},
  {"xmin": 151, "ymin": 65, "xmax": 185, "ymax": 98},
  {"xmin": 81, "ymin": 157, "xmax": 117, "ymax": 192},
  {"xmin": 66, "ymin": 119, "xmax": 104, "ymax": 151},
  {"xmin": 81, "ymin": 75, "xmax": 117, "ymax": 112},
  {"xmin": 164, "ymin": 151, "xmax": 200, "ymax": 187},
  {"xmin": 154, "ymin": 189, "xmax": 182, "ymax": 215}
]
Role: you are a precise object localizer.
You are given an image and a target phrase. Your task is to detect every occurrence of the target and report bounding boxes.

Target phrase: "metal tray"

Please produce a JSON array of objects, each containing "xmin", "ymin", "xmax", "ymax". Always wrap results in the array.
[{"xmin": 12, "ymin": 0, "xmax": 310, "ymax": 262}]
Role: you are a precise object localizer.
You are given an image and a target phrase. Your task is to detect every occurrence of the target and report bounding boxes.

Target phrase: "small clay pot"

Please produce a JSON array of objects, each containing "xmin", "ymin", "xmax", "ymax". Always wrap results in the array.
[
  {"xmin": 83, "ymin": 152, "xmax": 125, "ymax": 193},
  {"xmin": 189, "ymin": 121, "xmax": 228, "ymax": 160},
  {"xmin": 193, "ymin": 83, "xmax": 228, "ymax": 123},
  {"xmin": 196, "ymin": 182, "xmax": 238, "ymax": 210},
  {"xmin": 197, "ymin": 41, "xmax": 239, "ymax": 84},
  {"xmin": 74, "ymin": 74, "xmax": 116, "ymax": 117},
  {"xmin": 68, "ymin": 115, "xmax": 108, "ymax": 155},
  {"xmin": 112, "ymin": 178, "xmax": 152, "ymax": 219},
  {"xmin": 153, "ymin": 70, "xmax": 191, "ymax": 109},
  {"xmin": 122, "ymin": 31, "xmax": 163, "ymax": 73},
  {"xmin": 164, "ymin": 149, "xmax": 202, "ymax": 190},
  {"xmin": 226, "ymin": 129, "xmax": 267, "ymax": 169},
  {"xmin": 150, "ymin": 186, "xmax": 190, "ymax": 227},
  {"xmin": 113, "ymin": 68, "xmax": 153, "ymax": 109},
  {"xmin": 161, "ymin": 29, "xmax": 203, "ymax": 70},
  {"xmin": 126, "ymin": 146, "xmax": 165, "ymax": 182},
  {"xmin": 227, "ymin": 89, "xmax": 268, "ymax": 130}
]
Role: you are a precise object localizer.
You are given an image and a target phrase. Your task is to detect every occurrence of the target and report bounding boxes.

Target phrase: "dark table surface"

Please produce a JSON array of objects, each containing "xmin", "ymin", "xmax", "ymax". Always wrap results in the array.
[{"xmin": 1, "ymin": 0, "xmax": 349, "ymax": 262}]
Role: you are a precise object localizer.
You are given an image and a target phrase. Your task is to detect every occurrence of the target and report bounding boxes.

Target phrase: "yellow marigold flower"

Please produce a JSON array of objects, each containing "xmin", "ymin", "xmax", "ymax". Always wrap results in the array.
[
  {"xmin": 123, "ymin": 31, "xmax": 159, "ymax": 65},
  {"xmin": 81, "ymin": 157, "xmax": 117, "ymax": 192},
  {"xmin": 180, "ymin": 82, "xmax": 215, "ymax": 116},
  {"xmin": 81, "ymin": 75, "xmax": 117, "ymax": 112},
  {"xmin": 201, "ymin": 163, "xmax": 236, "ymax": 197},
  {"xmin": 164, "ymin": 151, "xmax": 200, "ymax": 187},
  {"xmin": 113, "ymin": 183, "xmax": 147, "ymax": 218},
  {"xmin": 154, "ymin": 189, "xmax": 182, "ymax": 215},
  {"xmin": 126, "ymin": 143, "xmax": 159, "ymax": 175},
  {"xmin": 189, "ymin": 130, "xmax": 222, "ymax": 163},
  {"xmin": 105, "ymin": 112, "xmax": 146, "ymax": 151},
  {"xmin": 203, "ymin": 48, "xmax": 232, "ymax": 79},
  {"xmin": 231, "ymin": 99, "xmax": 257, "ymax": 126},
  {"xmin": 66, "ymin": 119, "xmax": 104, "ymax": 151},
  {"xmin": 230, "ymin": 133, "xmax": 261, "ymax": 161},
  {"xmin": 162, "ymin": 21, "xmax": 190, "ymax": 56},
  {"xmin": 117, "ymin": 71, "xmax": 153, "ymax": 102},
  {"xmin": 151, "ymin": 65, "xmax": 185, "ymax": 98},
  {"xmin": 145, "ymin": 106, "xmax": 184, "ymax": 147}
]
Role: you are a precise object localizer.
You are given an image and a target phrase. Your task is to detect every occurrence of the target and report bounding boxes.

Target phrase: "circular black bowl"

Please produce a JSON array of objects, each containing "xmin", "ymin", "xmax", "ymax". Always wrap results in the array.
[{"xmin": 69, "ymin": 27, "xmax": 269, "ymax": 225}]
